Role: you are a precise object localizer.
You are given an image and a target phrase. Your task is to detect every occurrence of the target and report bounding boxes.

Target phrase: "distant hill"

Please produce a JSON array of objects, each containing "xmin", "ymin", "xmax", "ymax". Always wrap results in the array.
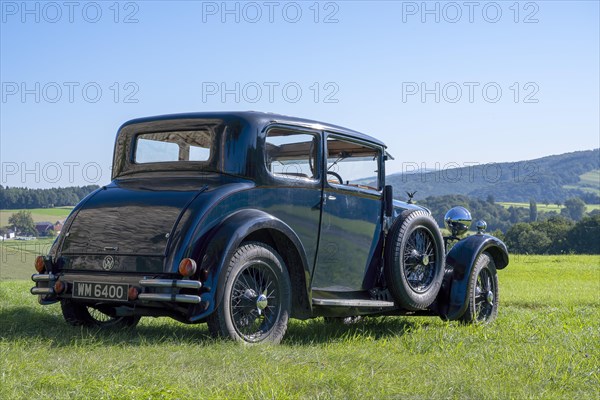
[{"xmin": 383, "ymin": 149, "xmax": 599, "ymax": 203}]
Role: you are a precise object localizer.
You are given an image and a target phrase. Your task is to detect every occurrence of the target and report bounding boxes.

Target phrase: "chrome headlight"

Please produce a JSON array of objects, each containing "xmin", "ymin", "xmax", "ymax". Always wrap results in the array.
[{"xmin": 444, "ymin": 206, "xmax": 472, "ymax": 237}]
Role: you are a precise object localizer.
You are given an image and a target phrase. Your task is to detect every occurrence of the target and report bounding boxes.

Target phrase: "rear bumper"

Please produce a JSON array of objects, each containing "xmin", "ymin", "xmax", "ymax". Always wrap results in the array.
[{"xmin": 31, "ymin": 272, "xmax": 204, "ymax": 305}]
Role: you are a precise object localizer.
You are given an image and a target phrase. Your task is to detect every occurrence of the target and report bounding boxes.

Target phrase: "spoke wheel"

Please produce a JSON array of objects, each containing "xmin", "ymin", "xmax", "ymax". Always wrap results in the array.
[
  {"xmin": 61, "ymin": 299, "xmax": 140, "ymax": 328},
  {"xmin": 460, "ymin": 252, "xmax": 499, "ymax": 324},
  {"xmin": 385, "ymin": 210, "xmax": 445, "ymax": 310},
  {"xmin": 403, "ymin": 227, "xmax": 437, "ymax": 293},
  {"xmin": 208, "ymin": 242, "xmax": 291, "ymax": 344}
]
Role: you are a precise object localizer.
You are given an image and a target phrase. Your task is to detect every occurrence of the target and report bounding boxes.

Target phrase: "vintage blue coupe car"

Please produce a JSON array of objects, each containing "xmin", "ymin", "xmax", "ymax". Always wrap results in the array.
[{"xmin": 32, "ymin": 112, "xmax": 508, "ymax": 343}]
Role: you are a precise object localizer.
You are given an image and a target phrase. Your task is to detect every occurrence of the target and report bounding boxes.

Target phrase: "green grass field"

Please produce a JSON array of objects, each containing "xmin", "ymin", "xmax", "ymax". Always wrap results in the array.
[
  {"xmin": 578, "ymin": 170, "xmax": 600, "ymax": 187},
  {"xmin": 563, "ymin": 170, "xmax": 600, "ymax": 195},
  {"xmin": 1, "ymin": 254, "xmax": 598, "ymax": 399},
  {"xmin": 498, "ymin": 202, "xmax": 600, "ymax": 213},
  {"xmin": 0, "ymin": 207, "xmax": 73, "ymax": 226}
]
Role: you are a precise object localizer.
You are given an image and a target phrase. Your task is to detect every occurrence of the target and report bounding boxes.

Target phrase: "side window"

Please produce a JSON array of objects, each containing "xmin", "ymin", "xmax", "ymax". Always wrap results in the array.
[
  {"xmin": 326, "ymin": 136, "xmax": 381, "ymax": 191},
  {"xmin": 265, "ymin": 129, "xmax": 319, "ymax": 181}
]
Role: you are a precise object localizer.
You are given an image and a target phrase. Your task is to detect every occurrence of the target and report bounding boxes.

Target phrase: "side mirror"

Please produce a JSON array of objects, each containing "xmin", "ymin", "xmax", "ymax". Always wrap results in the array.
[{"xmin": 384, "ymin": 185, "xmax": 393, "ymax": 217}]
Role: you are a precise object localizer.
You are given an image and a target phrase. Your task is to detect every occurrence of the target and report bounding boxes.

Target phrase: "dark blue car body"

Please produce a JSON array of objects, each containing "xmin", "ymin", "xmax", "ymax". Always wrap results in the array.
[{"xmin": 32, "ymin": 112, "xmax": 508, "ymax": 342}]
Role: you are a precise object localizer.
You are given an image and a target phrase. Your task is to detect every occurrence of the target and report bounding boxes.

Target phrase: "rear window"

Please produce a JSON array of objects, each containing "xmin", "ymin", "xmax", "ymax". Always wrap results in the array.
[{"xmin": 134, "ymin": 130, "xmax": 212, "ymax": 164}]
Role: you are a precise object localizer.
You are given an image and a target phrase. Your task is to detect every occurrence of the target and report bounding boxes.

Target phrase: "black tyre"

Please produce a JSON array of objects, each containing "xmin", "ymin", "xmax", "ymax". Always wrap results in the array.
[
  {"xmin": 460, "ymin": 252, "xmax": 499, "ymax": 324},
  {"xmin": 60, "ymin": 299, "xmax": 140, "ymax": 328},
  {"xmin": 385, "ymin": 210, "xmax": 445, "ymax": 310},
  {"xmin": 207, "ymin": 242, "xmax": 291, "ymax": 344}
]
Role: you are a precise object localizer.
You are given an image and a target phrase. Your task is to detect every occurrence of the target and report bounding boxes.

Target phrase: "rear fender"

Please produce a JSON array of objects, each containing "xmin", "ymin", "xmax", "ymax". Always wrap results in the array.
[
  {"xmin": 437, "ymin": 234, "xmax": 509, "ymax": 320},
  {"xmin": 190, "ymin": 209, "xmax": 312, "ymax": 321}
]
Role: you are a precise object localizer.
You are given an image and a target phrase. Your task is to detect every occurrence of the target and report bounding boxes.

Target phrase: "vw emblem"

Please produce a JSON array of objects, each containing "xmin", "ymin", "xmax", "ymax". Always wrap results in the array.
[{"xmin": 102, "ymin": 255, "xmax": 115, "ymax": 271}]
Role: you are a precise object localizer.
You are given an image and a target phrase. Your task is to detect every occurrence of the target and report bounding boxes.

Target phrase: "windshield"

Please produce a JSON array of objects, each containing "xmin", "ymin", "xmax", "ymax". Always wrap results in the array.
[{"xmin": 326, "ymin": 136, "xmax": 381, "ymax": 189}]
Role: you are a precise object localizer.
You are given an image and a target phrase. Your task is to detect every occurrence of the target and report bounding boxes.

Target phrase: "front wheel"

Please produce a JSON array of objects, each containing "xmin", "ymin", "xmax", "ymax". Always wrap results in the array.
[
  {"xmin": 460, "ymin": 252, "xmax": 499, "ymax": 324},
  {"xmin": 207, "ymin": 242, "xmax": 291, "ymax": 344},
  {"xmin": 60, "ymin": 299, "xmax": 140, "ymax": 328}
]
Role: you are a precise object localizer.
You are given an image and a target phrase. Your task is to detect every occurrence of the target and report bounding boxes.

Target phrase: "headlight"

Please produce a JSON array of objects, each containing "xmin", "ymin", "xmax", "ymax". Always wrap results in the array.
[{"xmin": 444, "ymin": 206, "xmax": 472, "ymax": 237}]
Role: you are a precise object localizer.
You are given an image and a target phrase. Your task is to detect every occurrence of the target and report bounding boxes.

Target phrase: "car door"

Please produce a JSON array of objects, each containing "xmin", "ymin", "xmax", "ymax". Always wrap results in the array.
[{"xmin": 312, "ymin": 134, "xmax": 384, "ymax": 292}]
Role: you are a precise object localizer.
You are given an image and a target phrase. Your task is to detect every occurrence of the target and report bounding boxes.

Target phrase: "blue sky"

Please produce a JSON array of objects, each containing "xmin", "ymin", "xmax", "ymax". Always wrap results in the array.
[{"xmin": 1, "ymin": 0, "xmax": 599, "ymax": 188}]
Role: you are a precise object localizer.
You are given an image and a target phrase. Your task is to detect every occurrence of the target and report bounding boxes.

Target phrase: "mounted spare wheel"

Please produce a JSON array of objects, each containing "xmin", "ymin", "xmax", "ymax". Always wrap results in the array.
[{"xmin": 385, "ymin": 210, "xmax": 445, "ymax": 311}]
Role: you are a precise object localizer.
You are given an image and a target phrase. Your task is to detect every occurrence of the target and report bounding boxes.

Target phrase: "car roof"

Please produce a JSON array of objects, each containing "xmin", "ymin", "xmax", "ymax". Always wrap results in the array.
[{"xmin": 119, "ymin": 111, "xmax": 386, "ymax": 148}]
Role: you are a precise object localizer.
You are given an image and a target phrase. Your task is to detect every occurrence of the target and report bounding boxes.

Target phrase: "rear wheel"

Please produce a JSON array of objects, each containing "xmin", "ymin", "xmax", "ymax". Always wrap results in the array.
[
  {"xmin": 207, "ymin": 242, "xmax": 291, "ymax": 344},
  {"xmin": 460, "ymin": 252, "xmax": 499, "ymax": 324},
  {"xmin": 60, "ymin": 299, "xmax": 140, "ymax": 328},
  {"xmin": 385, "ymin": 210, "xmax": 445, "ymax": 310}
]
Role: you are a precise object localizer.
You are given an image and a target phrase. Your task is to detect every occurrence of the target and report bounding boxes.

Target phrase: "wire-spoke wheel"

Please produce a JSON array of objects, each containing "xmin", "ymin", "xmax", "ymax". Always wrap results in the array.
[
  {"xmin": 208, "ymin": 242, "xmax": 291, "ymax": 344},
  {"xmin": 460, "ymin": 252, "xmax": 499, "ymax": 324},
  {"xmin": 61, "ymin": 299, "xmax": 140, "ymax": 328},
  {"xmin": 385, "ymin": 210, "xmax": 445, "ymax": 310},
  {"xmin": 403, "ymin": 227, "xmax": 437, "ymax": 292}
]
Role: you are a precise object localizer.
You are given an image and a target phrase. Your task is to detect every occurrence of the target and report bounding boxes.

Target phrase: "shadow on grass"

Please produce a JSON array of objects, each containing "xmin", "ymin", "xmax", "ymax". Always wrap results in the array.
[
  {"xmin": 0, "ymin": 306, "xmax": 431, "ymax": 347},
  {"xmin": 284, "ymin": 317, "xmax": 429, "ymax": 345}
]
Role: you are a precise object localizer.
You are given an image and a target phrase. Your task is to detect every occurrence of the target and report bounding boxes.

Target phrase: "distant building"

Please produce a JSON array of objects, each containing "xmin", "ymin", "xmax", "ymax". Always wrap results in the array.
[
  {"xmin": 35, "ymin": 222, "xmax": 55, "ymax": 236},
  {"xmin": 0, "ymin": 229, "xmax": 16, "ymax": 240}
]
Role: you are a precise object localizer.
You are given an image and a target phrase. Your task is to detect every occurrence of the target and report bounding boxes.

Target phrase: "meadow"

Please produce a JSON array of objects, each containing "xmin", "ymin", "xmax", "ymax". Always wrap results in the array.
[
  {"xmin": 497, "ymin": 202, "xmax": 600, "ymax": 213},
  {"xmin": 1, "ymin": 251, "xmax": 598, "ymax": 399},
  {"xmin": 0, "ymin": 207, "xmax": 73, "ymax": 226}
]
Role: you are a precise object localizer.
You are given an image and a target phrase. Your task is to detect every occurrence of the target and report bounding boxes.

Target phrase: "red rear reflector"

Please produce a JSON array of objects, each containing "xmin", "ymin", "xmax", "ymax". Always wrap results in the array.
[
  {"xmin": 178, "ymin": 258, "xmax": 197, "ymax": 277},
  {"xmin": 35, "ymin": 256, "xmax": 45, "ymax": 273},
  {"xmin": 128, "ymin": 286, "xmax": 139, "ymax": 301},
  {"xmin": 54, "ymin": 280, "xmax": 65, "ymax": 294}
]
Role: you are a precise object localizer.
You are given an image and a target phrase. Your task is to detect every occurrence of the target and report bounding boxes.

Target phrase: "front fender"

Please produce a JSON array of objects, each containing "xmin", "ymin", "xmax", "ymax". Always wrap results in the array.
[
  {"xmin": 189, "ymin": 208, "xmax": 312, "ymax": 322},
  {"xmin": 438, "ymin": 234, "xmax": 509, "ymax": 320}
]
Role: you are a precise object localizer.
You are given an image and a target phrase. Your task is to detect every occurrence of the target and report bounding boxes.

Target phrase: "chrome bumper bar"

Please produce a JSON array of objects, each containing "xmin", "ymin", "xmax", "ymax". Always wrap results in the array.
[
  {"xmin": 32, "ymin": 273, "xmax": 56, "ymax": 282},
  {"xmin": 137, "ymin": 293, "xmax": 202, "ymax": 304},
  {"xmin": 137, "ymin": 279, "xmax": 202, "ymax": 304},
  {"xmin": 31, "ymin": 287, "xmax": 55, "ymax": 295},
  {"xmin": 30, "ymin": 275, "xmax": 203, "ymax": 305},
  {"xmin": 139, "ymin": 279, "xmax": 202, "ymax": 290},
  {"xmin": 31, "ymin": 274, "xmax": 56, "ymax": 296}
]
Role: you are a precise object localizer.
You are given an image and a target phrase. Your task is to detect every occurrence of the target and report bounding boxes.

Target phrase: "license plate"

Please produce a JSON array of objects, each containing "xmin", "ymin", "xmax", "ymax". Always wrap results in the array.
[{"xmin": 73, "ymin": 282, "xmax": 129, "ymax": 302}]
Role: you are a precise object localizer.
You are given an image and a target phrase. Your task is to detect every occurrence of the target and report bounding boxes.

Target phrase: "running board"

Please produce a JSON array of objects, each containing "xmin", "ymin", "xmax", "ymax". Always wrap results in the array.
[{"xmin": 312, "ymin": 298, "xmax": 395, "ymax": 308}]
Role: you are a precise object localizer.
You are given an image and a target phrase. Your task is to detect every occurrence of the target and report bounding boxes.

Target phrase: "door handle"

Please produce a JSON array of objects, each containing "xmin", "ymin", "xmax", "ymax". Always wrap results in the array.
[{"xmin": 327, "ymin": 195, "xmax": 337, "ymax": 201}]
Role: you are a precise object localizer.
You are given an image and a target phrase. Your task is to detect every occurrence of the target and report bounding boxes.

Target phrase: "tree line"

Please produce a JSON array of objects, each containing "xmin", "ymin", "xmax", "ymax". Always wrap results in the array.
[{"xmin": 0, "ymin": 185, "xmax": 99, "ymax": 209}]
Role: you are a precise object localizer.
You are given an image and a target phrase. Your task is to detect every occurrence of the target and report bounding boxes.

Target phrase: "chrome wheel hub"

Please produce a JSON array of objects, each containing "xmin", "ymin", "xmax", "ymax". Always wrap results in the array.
[
  {"xmin": 486, "ymin": 290, "xmax": 494, "ymax": 305},
  {"xmin": 256, "ymin": 294, "xmax": 268, "ymax": 310}
]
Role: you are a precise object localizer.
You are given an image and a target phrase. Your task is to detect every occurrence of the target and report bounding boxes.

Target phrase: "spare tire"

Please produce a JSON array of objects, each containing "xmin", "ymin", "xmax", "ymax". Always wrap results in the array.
[{"xmin": 385, "ymin": 210, "xmax": 445, "ymax": 310}]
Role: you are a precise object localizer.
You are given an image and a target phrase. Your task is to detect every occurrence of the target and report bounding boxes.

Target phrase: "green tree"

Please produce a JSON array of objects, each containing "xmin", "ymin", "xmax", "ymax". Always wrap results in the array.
[
  {"xmin": 518, "ymin": 230, "xmax": 551, "ymax": 254},
  {"xmin": 536, "ymin": 216, "xmax": 574, "ymax": 253},
  {"xmin": 8, "ymin": 210, "xmax": 37, "ymax": 236},
  {"xmin": 529, "ymin": 198, "xmax": 538, "ymax": 222},
  {"xmin": 561, "ymin": 197, "xmax": 586, "ymax": 221},
  {"xmin": 567, "ymin": 214, "xmax": 600, "ymax": 254}
]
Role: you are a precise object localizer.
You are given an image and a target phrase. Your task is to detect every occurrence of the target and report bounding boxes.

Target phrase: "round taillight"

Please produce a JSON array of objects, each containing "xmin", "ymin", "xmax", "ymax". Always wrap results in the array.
[
  {"xmin": 35, "ymin": 256, "xmax": 45, "ymax": 273},
  {"xmin": 54, "ymin": 280, "xmax": 65, "ymax": 294},
  {"xmin": 128, "ymin": 286, "xmax": 139, "ymax": 301},
  {"xmin": 178, "ymin": 258, "xmax": 197, "ymax": 277}
]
